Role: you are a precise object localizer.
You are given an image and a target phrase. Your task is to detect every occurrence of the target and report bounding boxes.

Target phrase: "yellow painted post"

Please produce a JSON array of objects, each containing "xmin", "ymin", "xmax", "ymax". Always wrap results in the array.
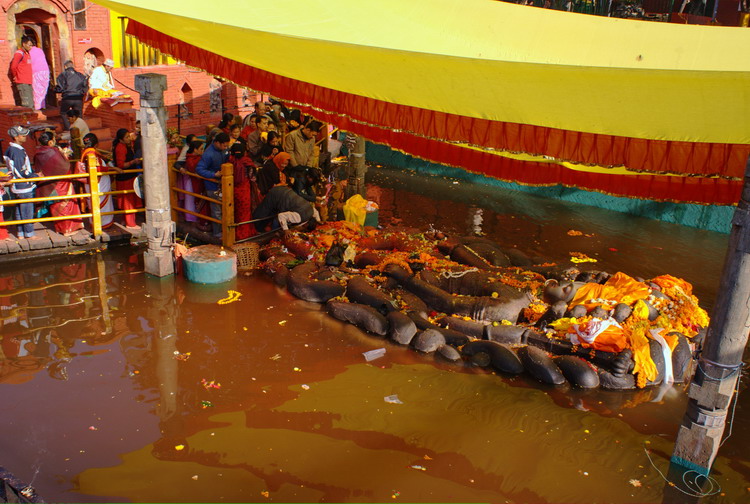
[
  {"xmin": 88, "ymin": 164, "xmax": 102, "ymax": 239},
  {"xmin": 167, "ymin": 167, "xmax": 179, "ymax": 223},
  {"xmin": 221, "ymin": 162, "xmax": 235, "ymax": 247}
]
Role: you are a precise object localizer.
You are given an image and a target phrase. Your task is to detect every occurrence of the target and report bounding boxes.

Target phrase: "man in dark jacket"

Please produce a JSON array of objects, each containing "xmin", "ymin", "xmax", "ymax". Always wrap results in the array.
[
  {"xmin": 55, "ymin": 61, "xmax": 88, "ymax": 130},
  {"xmin": 253, "ymin": 185, "xmax": 315, "ymax": 233},
  {"xmin": 196, "ymin": 132, "xmax": 230, "ymax": 237}
]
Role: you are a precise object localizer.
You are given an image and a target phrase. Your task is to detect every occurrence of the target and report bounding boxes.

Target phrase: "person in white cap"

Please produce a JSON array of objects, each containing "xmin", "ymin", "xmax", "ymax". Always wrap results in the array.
[
  {"xmin": 3, "ymin": 125, "xmax": 40, "ymax": 239},
  {"xmin": 88, "ymin": 58, "xmax": 116, "ymax": 97}
]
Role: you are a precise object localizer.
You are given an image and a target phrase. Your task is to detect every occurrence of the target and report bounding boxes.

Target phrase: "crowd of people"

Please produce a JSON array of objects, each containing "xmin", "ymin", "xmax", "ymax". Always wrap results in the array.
[
  {"xmin": 0, "ymin": 96, "xmax": 348, "ymax": 242},
  {"xmin": 0, "ymin": 119, "xmax": 144, "ymax": 241},
  {"xmin": 11, "ymin": 32, "xmax": 123, "ymax": 114},
  {"xmin": 181, "ymin": 99, "xmax": 346, "ymax": 240}
]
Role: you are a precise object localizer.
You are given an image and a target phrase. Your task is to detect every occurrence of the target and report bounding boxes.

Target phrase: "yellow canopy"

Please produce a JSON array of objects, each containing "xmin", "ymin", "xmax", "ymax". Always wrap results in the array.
[{"xmin": 93, "ymin": 0, "xmax": 750, "ymax": 144}]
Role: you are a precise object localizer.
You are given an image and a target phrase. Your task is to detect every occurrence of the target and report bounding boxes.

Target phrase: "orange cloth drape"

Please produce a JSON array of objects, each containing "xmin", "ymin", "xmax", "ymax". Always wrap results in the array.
[{"xmin": 570, "ymin": 272, "xmax": 652, "ymax": 310}]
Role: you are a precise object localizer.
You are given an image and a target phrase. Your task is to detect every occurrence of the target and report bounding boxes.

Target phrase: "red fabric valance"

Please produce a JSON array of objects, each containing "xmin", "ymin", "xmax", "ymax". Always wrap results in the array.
[{"xmin": 126, "ymin": 20, "xmax": 744, "ymax": 205}]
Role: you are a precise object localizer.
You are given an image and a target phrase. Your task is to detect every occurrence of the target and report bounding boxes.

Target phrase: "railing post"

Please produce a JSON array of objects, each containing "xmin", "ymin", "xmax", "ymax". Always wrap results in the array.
[
  {"xmin": 221, "ymin": 162, "xmax": 235, "ymax": 247},
  {"xmin": 88, "ymin": 164, "xmax": 102, "ymax": 239},
  {"xmin": 135, "ymin": 73, "xmax": 174, "ymax": 278}
]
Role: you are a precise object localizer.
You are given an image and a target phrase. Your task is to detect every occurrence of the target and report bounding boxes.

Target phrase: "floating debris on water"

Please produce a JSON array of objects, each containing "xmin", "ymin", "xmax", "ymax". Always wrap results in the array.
[
  {"xmin": 201, "ymin": 378, "xmax": 221, "ymax": 390},
  {"xmin": 363, "ymin": 348, "xmax": 386, "ymax": 362},
  {"xmin": 217, "ymin": 290, "xmax": 242, "ymax": 305}
]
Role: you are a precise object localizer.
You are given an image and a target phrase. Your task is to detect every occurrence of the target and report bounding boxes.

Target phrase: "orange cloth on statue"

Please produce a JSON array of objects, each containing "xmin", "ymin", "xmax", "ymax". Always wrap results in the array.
[
  {"xmin": 570, "ymin": 271, "xmax": 651, "ymax": 310},
  {"xmin": 650, "ymin": 274, "xmax": 693, "ymax": 297},
  {"xmin": 627, "ymin": 324, "xmax": 658, "ymax": 385},
  {"xmin": 663, "ymin": 332, "xmax": 680, "ymax": 353}
]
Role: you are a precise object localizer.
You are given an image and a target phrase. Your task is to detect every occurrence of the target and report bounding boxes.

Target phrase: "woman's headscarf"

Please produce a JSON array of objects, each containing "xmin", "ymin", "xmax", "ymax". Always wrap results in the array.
[
  {"xmin": 273, "ymin": 152, "xmax": 291, "ymax": 171},
  {"xmin": 33, "ymin": 145, "xmax": 70, "ymax": 198},
  {"xmin": 30, "ymin": 46, "xmax": 50, "ymax": 110}
]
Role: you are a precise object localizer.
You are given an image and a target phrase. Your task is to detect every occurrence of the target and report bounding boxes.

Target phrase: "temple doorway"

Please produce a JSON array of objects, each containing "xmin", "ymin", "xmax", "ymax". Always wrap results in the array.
[{"xmin": 14, "ymin": 7, "xmax": 61, "ymax": 108}]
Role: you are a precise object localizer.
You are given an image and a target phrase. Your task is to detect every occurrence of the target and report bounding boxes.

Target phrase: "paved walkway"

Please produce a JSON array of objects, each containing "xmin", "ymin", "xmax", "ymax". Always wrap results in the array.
[{"xmin": 0, "ymin": 222, "xmax": 144, "ymax": 263}]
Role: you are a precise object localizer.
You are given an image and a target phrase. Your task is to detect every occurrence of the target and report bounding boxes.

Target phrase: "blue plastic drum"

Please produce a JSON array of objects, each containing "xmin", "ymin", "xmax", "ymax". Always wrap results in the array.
[{"xmin": 183, "ymin": 245, "xmax": 237, "ymax": 284}]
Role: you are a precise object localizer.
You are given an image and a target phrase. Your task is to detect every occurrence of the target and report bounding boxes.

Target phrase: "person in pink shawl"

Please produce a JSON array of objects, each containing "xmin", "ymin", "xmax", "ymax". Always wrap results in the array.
[{"xmin": 29, "ymin": 45, "xmax": 49, "ymax": 110}]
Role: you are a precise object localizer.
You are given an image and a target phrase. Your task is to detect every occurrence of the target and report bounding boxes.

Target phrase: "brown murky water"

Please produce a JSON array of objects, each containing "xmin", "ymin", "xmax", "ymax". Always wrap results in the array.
[{"xmin": 1, "ymin": 167, "xmax": 748, "ymax": 503}]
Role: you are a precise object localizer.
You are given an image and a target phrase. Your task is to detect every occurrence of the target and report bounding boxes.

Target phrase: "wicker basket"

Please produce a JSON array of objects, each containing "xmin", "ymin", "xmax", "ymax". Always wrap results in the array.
[{"xmin": 233, "ymin": 242, "xmax": 260, "ymax": 271}]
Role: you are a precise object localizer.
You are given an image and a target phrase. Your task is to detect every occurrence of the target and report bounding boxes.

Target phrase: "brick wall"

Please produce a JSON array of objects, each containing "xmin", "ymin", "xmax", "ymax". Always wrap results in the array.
[
  {"xmin": 0, "ymin": 105, "xmax": 42, "ymax": 158},
  {"xmin": 109, "ymin": 66, "xmax": 252, "ymax": 137},
  {"xmin": 0, "ymin": 1, "xmax": 113, "ymax": 106},
  {"xmin": 1, "ymin": 0, "xmax": 255, "ymax": 145}
]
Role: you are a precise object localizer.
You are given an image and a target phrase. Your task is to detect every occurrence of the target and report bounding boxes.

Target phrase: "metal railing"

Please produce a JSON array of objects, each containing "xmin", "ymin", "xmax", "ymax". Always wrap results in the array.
[
  {"xmin": 1, "ymin": 163, "xmax": 145, "ymax": 239},
  {"xmin": 168, "ymin": 161, "xmax": 298, "ymax": 248},
  {"xmin": 168, "ymin": 162, "xmax": 238, "ymax": 247}
]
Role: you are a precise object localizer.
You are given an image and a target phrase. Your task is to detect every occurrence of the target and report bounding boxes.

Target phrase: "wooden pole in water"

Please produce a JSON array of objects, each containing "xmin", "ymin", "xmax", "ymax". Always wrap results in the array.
[
  {"xmin": 347, "ymin": 134, "xmax": 367, "ymax": 198},
  {"xmin": 135, "ymin": 73, "xmax": 174, "ymax": 277},
  {"xmin": 671, "ymin": 155, "xmax": 750, "ymax": 475}
]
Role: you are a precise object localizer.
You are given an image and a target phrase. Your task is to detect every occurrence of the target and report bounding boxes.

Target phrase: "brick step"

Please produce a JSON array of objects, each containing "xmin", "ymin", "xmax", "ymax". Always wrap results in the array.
[
  {"xmin": 90, "ymin": 127, "xmax": 112, "ymax": 139},
  {"xmin": 42, "ymin": 107, "xmax": 61, "ymax": 118},
  {"xmin": 98, "ymin": 139, "xmax": 113, "ymax": 152},
  {"xmin": 83, "ymin": 116, "xmax": 103, "ymax": 129},
  {"xmin": 111, "ymin": 102, "xmax": 133, "ymax": 112}
]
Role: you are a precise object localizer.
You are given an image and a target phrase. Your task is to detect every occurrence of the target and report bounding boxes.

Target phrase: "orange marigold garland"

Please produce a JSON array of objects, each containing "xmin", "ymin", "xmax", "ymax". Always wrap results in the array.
[{"xmin": 523, "ymin": 300, "xmax": 548, "ymax": 324}]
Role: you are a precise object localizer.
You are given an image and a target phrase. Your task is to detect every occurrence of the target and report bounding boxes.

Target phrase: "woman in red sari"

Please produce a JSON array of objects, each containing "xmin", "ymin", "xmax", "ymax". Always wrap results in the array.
[
  {"xmin": 33, "ymin": 132, "xmax": 84, "ymax": 236},
  {"xmin": 229, "ymin": 142, "xmax": 256, "ymax": 240},
  {"xmin": 112, "ymin": 128, "xmax": 143, "ymax": 229}
]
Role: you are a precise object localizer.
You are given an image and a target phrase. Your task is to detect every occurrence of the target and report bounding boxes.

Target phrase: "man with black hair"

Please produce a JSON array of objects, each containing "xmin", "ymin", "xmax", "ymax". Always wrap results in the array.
[
  {"xmin": 67, "ymin": 109, "xmax": 89, "ymax": 138},
  {"xmin": 55, "ymin": 60, "xmax": 88, "ymax": 129},
  {"xmin": 10, "ymin": 36, "xmax": 33, "ymax": 108},
  {"xmin": 284, "ymin": 120, "xmax": 321, "ymax": 168},
  {"xmin": 196, "ymin": 132, "xmax": 230, "ymax": 237},
  {"xmin": 290, "ymin": 167, "xmax": 321, "ymax": 203},
  {"xmin": 242, "ymin": 100, "xmax": 269, "ymax": 129},
  {"xmin": 246, "ymin": 115, "xmax": 269, "ymax": 159}
]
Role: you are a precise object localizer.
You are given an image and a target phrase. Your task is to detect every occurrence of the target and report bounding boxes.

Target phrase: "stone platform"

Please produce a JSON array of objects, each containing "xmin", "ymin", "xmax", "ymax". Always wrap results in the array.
[{"xmin": 0, "ymin": 221, "xmax": 145, "ymax": 264}]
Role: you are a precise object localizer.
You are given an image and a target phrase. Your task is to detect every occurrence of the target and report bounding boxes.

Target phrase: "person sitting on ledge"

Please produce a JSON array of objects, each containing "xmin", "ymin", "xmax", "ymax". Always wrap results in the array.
[{"xmin": 88, "ymin": 59, "xmax": 128, "ymax": 107}]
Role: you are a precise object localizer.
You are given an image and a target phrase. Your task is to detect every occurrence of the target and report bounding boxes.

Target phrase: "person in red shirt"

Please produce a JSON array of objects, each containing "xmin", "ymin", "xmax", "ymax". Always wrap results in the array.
[{"xmin": 10, "ymin": 36, "xmax": 33, "ymax": 108}]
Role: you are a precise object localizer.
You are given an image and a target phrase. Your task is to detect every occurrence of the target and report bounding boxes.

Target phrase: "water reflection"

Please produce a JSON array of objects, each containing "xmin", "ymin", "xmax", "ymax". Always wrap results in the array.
[
  {"xmin": 0, "ymin": 168, "xmax": 747, "ymax": 503},
  {"xmin": 0, "ymin": 258, "xmax": 112, "ymax": 384}
]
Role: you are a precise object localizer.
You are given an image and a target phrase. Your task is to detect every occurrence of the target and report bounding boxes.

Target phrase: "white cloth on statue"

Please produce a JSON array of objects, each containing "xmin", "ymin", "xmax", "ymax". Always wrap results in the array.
[{"xmin": 569, "ymin": 318, "xmax": 622, "ymax": 347}]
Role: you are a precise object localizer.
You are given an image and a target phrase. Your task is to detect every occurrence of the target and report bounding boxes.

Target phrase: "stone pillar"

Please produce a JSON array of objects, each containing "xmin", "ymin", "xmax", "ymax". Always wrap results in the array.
[
  {"xmin": 135, "ymin": 73, "xmax": 174, "ymax": 277},
  {"xmin": 671, "ymin": 155, "xmax": 750, "ymax": 475}
]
